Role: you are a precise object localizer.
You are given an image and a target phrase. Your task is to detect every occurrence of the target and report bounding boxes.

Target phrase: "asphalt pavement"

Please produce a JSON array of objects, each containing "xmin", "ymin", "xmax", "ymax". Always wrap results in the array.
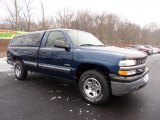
[{"xmin": 0, "ymin": 55, "xmax": 160, "ymax": 120}]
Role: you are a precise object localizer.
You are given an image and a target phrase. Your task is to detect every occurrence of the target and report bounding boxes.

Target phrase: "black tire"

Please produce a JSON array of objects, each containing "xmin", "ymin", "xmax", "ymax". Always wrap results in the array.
[
  {"xmin": 78, "ymin": 69, "xmax": 110, "ymax": 104},
  {"xmin": 14, "ymin": 61, "xmax": 28, "ymax": 80}
]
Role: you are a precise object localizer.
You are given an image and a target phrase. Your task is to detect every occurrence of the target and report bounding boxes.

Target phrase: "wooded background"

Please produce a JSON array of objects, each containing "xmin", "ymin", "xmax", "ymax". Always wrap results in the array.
[{"xmin": 0, "ymin": 0, "xmax": 160, "ymax": 47}]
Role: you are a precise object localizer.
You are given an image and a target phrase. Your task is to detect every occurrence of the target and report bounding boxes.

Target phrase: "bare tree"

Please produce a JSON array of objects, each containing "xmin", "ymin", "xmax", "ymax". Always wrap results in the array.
[
  {"xmin": 4, "ymin": 0, "xmax": 25, "ymax": 30},
  {"xmin": 55, "ymin": 9, "xmax": 75, "ymax": 28},
  {"xmin": 1, "ymin": 7, "xmax": 160, "ymax": 46},
  {"xmin": 3, "ymin": 0, "xmax": 34, "ymax": 31},
  {"xmin": 38, "ymin": 1, "xmax": 49, "ymax": 30},
  {"xmin": 22, "ymin": 0, "xmax": 33, "ymax": 31}
]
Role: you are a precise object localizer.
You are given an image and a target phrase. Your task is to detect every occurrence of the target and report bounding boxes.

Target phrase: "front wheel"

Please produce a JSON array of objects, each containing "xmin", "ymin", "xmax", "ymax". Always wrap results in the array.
[
  {"xmin": 14, "ymin": 61, "xmax": 28, "ymax": 80},
  {"xmin": 78, "ymin": 69, "xmax": 110, "ymax": 104}
]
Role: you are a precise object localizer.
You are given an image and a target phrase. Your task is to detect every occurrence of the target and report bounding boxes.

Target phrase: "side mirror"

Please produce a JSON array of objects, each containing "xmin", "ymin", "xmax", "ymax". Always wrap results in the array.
[{"xmin": 54, "ymin": 39, "xmax": 69, "ymax": 49}]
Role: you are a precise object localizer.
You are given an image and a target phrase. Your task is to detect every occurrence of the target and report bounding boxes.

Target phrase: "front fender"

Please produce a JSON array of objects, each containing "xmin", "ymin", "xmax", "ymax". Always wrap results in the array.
[{"xmin": 76, "ymin": 58, "xmax": 119, "ymax": 74}]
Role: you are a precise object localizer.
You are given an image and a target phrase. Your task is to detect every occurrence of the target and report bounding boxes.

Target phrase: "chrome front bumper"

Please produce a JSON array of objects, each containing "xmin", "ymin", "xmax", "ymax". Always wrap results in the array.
[{"xmin": 109, "ymin": 68, "xmax": 149, "ymax": 96}]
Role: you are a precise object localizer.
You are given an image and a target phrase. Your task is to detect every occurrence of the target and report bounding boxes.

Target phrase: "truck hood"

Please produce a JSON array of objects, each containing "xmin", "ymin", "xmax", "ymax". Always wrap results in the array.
[{"xmin": 81, "ymin": 46, "xmax": 147, "ymax": 59}]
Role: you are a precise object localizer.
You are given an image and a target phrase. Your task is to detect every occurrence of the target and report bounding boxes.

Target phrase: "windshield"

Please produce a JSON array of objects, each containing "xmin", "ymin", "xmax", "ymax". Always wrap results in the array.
[{"xmin": 67, "ymin": 30, "xmax": 104, "ymax": 46}]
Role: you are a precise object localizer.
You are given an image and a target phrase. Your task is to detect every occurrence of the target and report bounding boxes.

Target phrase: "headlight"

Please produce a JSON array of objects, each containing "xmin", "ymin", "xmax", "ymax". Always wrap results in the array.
[
  {"xmin": 119, "ymin": 60, "xmax": 136, "ymax": 67},
  {"xmin": 118, "ymin": 70, "xmax": 136, "ymax": 76}
]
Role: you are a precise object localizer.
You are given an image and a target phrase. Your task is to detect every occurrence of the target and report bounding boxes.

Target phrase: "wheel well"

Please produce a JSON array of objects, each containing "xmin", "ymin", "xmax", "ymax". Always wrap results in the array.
[
  {"xmin": 13, "ymin": 56, "xmax": 22, "ymax": 62},
  {"xmin": 76, "ymin": 63, "xmax": 109, "ymax": 82}
]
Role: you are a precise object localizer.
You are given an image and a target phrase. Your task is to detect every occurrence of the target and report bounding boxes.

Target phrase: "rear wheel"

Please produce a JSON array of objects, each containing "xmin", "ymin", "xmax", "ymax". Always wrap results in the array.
[
  {"xmin": 78, "ymin": 69, "xmax": 110, "ymax": 104},
  {"xmin": 14, "ymin": 61, "xmax": 28, "ymax": 80}
]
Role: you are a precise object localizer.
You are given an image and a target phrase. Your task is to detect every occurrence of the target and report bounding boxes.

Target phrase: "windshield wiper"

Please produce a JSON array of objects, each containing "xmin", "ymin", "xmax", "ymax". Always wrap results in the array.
[
  {"xmin": 95, "ymin": 45, "xmax": 105, "ymax": 47},
  {"xmin": 80, "ymin": 44, "xmax": 96, "ymax": 46},
  {"xmin": 80, "ymin": 44, "xmax": 105, "ymax": 47}
]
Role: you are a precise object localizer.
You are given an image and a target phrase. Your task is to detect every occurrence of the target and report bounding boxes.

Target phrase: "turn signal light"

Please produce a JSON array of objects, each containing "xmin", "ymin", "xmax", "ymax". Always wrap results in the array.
[
  {"xmin": 118, "ymin": 70, "xmax": 128, "ymax": 76},
  {"xmin": 118, "ymin": 70, "xmax": 136, "ymax": 76}
]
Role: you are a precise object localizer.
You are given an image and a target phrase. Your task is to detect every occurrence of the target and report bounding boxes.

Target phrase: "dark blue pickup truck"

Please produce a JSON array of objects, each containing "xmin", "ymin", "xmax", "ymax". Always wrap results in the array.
[{"xmin": 7, "ymin": 29, "xmax": 149, "ymax": 104}]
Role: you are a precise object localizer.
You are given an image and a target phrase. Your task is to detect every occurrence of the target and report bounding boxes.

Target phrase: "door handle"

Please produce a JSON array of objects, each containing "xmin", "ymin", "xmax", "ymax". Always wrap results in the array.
[{"xmin": 42, "ymin": 51, "xmax": 47, "ymax": 55}]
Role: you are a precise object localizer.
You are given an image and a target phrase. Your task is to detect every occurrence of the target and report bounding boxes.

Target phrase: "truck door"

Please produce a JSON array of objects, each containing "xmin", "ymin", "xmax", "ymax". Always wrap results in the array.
[{"xmin": 38, "ymin": 31, "xmax": 73, "ymax": 80}]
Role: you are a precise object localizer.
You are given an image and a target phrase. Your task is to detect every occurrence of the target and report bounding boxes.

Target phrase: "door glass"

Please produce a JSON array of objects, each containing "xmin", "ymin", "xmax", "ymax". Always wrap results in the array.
[{"xmin": 46, "ymin": 31, "xmax": 65, "ymax": 48}]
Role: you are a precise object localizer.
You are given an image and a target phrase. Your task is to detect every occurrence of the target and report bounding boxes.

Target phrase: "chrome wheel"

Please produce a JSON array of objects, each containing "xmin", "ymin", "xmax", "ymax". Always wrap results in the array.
[
  {"xmin": 15, "ymin": 65, "xmax": 21, "ymax": 77},
  {"xmin": 83, "ymin": 77, "xmax": 101, "ymax": 99}
]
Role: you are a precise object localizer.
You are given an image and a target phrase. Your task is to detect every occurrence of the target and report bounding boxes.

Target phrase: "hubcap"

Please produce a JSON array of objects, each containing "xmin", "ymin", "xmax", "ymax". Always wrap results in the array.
[
  {"xmin": 15, "ymin": 65, "xmax": 21, "ymax": 77},
  {"xmin": 83, "ymin": 77, "xmax": 101, "ymax": 99}
]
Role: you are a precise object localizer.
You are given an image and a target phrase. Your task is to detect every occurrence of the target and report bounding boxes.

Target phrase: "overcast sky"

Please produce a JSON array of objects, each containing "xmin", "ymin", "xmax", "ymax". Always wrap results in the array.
[{"xmin": 0, "ymin": 0, "xmax": 160, "ymax": 27}]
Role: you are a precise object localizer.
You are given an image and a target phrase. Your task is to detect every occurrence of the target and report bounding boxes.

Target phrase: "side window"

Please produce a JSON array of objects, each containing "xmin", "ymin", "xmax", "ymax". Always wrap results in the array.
[
  {"xmin": 46, "ymin": 31, "xmax": 65, "ymax": 48},
  {"xmin": 10, "ymin": 33, "xmax": 41, "ymax": 47},
  {"xmin": 24, "ymin": 34, "xmax": 40, "ymax": 46},
  {"xmin": 10, "ymin": 36, "xmax": 25, "ymax": 46}
]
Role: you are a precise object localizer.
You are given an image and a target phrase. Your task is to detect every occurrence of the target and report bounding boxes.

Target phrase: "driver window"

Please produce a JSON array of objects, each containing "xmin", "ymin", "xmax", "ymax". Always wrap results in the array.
[{"xmin": 46, "ymin": 31, "xmax": 65, "ymax": 48}]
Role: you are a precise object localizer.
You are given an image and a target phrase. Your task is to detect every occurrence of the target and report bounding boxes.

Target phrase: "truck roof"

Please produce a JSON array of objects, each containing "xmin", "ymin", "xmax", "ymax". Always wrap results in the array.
[
  {"xmin": 15, "ymin": 30, "xmax": 45, "ymax": 37},
  {"xmin": 15, "ymin": 28, "xmax": 78, "ymax": 37}
]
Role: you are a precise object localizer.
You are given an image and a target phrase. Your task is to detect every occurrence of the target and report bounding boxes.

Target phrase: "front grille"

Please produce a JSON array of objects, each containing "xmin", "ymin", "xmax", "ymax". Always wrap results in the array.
[
  {"xmin": 136, "ymin": 58, "xmax": 146, "ymax": 65},
  {"xmin": 136, "ymin": 67, "xmax": 145, "ymax": 74},
  {"xmin": 135, "ymin": 58, "xmax": 147, "ymax": 74}
]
